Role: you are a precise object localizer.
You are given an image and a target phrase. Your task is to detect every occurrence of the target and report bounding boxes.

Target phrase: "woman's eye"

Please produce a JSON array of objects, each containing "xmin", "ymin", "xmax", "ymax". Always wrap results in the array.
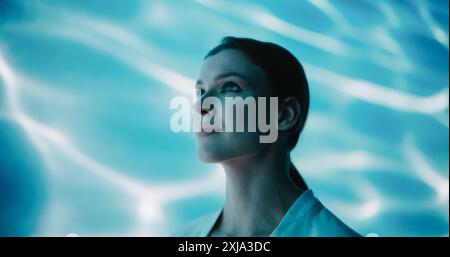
[
  {"xmin": 222, "ymin": 82, "xmax": 242, "ymax": 93},
  {"xmin": 195, "ymin": 88, "xmax": 205, "ymax": 96}
]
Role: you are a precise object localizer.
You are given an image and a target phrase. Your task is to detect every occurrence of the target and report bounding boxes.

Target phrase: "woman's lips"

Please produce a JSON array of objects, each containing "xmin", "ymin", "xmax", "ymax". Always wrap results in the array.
[{"xmin": 196, "ymin": 129, "xmax": 220, "ymax": 138}]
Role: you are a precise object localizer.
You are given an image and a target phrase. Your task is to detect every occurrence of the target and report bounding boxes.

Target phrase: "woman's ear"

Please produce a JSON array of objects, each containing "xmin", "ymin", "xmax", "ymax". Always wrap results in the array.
[{"xmin": 278, "ymin": 96, "xmax": 301, "ymax": 132}]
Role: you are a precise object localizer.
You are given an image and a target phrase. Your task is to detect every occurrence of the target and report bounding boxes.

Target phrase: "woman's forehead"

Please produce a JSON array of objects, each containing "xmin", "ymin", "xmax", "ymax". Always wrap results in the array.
[{"xmin": 199, "ymin": 49, "xmax": 266, "ymax": 85}]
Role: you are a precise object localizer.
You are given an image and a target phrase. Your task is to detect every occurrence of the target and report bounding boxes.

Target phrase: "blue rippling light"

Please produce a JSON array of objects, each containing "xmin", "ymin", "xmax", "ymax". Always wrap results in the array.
[{"xmin": 0, "ymin": 0, "xmax": 448, "ymax": 236}]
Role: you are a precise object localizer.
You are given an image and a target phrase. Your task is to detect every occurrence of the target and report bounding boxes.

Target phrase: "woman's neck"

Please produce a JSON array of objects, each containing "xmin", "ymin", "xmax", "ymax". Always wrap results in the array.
[{"xmin": 217, "ymin": 145, "xmax": 304, "ymax": 236}]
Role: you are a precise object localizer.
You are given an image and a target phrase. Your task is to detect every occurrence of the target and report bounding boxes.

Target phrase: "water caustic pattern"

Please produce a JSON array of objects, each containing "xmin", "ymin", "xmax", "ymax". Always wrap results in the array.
[{"xmin": 0, "ymin": 0, "xmax": 448, "ymax": 236}]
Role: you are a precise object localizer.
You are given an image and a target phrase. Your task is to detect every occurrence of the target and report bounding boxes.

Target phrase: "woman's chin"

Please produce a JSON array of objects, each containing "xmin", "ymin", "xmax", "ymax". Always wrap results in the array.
[
  {"xmin": 198, "ymin": 152, "xmax": 221, "ymax": 163},
  {"xmin": 197, "ymin": 147, "xmax": 232, "ymax": 163}
]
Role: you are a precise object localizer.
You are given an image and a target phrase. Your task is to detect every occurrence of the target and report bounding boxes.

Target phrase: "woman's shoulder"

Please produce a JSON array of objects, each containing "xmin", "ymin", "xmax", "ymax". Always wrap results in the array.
[
  {"xmin": 272, "ymin": 189, "xmax": 361, "ymax": 237},
  {"xmin": 310, "ymin": 202, "xmax": 362, "ymax": 237},
  {"xmin": 171, "ymin": 211, "xmax": 220, "ymax": 237}
]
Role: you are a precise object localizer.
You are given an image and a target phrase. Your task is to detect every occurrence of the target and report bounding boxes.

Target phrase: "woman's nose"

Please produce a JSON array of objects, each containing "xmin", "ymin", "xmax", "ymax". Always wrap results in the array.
[
  {"xmin": 194, "ymin": 90, "xmax": 215, "ymax": 115},
  {"xmin": 193, "ymin": 99, "xmax": 213, "ymax": 115}
]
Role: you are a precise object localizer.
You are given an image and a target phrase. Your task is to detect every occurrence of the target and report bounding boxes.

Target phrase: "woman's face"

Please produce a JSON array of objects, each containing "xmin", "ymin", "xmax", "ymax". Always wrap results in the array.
[{"xmin": 195, "ymin": 49, "xmax": 273, "ymax": 163}]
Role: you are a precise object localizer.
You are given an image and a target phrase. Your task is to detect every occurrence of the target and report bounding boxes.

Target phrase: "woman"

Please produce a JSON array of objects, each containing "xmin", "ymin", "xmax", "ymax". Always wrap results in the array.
[{"xmin": 177, "ymin": 37, "xmax": 360, "ymax": 237}]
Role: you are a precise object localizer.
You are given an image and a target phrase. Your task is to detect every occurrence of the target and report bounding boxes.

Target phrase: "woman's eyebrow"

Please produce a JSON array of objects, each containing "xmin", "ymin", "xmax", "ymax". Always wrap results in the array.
[
  {"xmin": 195, "ymin": 80, "xmax": 203, "ymax": 87},
  {"xmin": 195, "ymin": 72, "xmax": 249, "ymax": 87},
  {"xmin": 214, "ymin": 71, "xmax": 249, "ymax": 82}
]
